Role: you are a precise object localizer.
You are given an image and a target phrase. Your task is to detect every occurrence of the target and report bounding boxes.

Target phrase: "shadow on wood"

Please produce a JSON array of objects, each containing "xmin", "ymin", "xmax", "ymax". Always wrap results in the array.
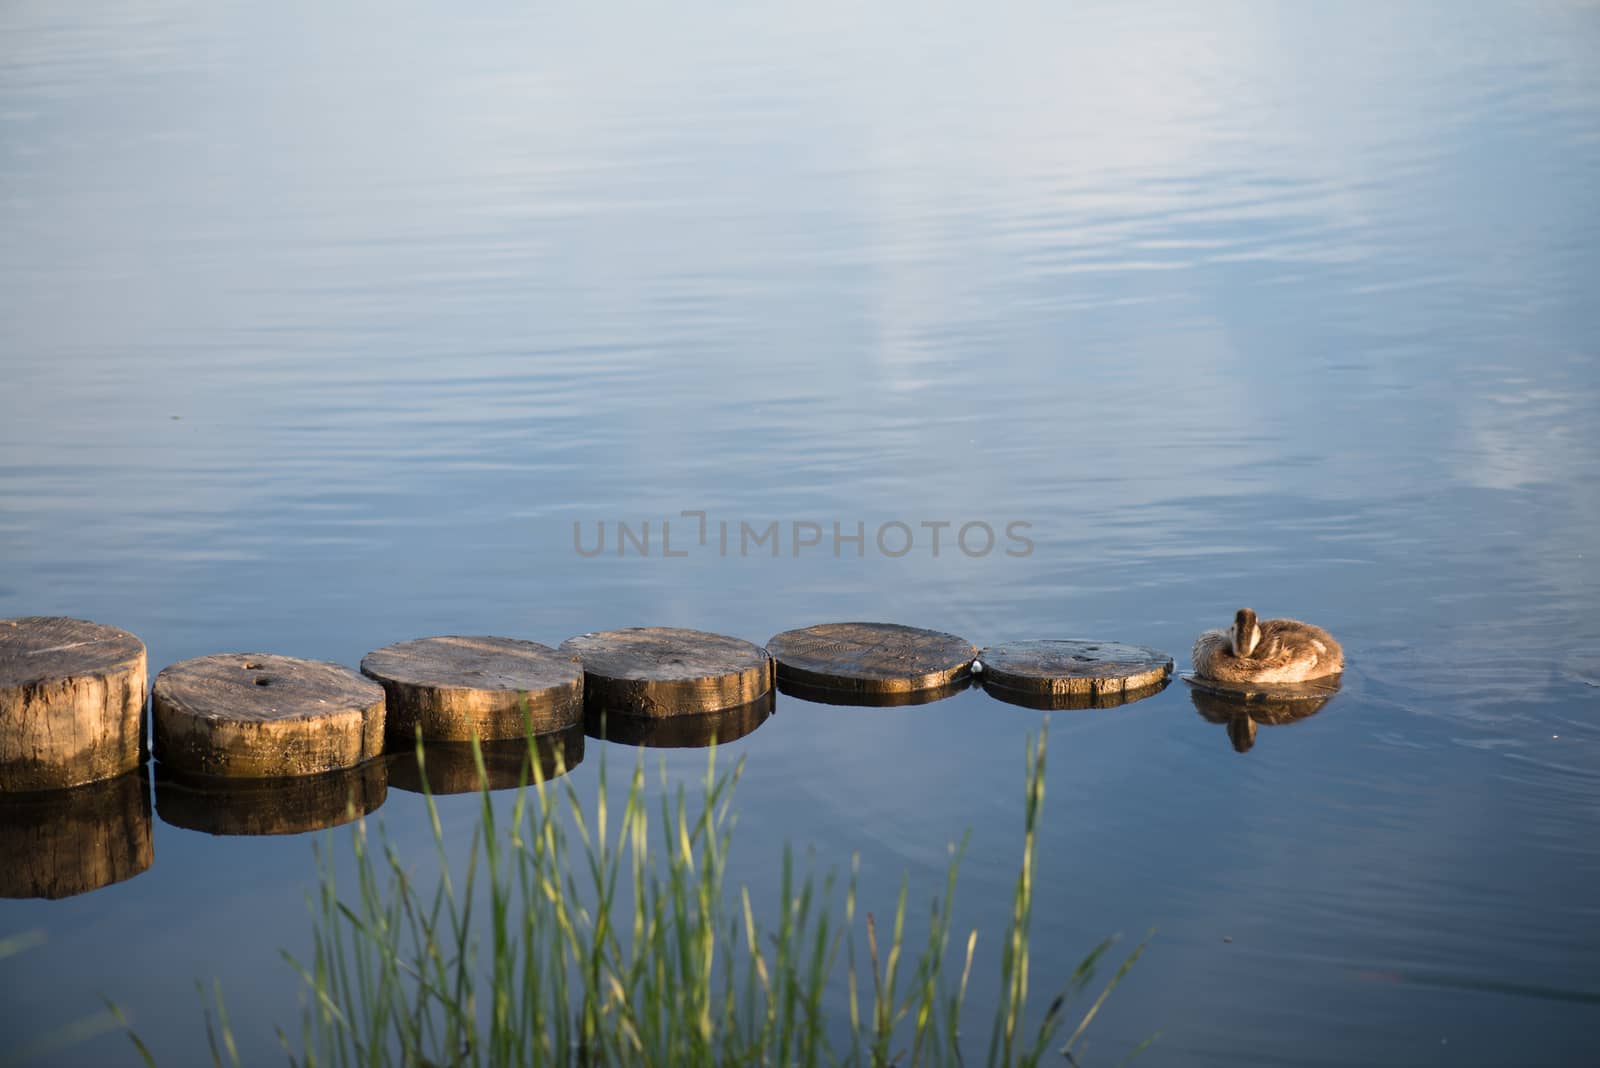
[
  {"xmin": 386, "ymin": 727, "xmax": 585, "ymax": 794},
  {"xmin": 0, "ymin": 767, "xmax": 152, "ymax": 899},
  {"xmin": 777, "ymin": 674, "xmax": 971, "ymax": 708},
  {"xmin": 585, "ymin": 691, "xmax": 774, "ymax": 748},
  {"xmin": 155, "ymin": 759, "xmax": 388, "ymax": 835},
  {"xmin": 982, "ymin": 676, "xmax": 1169, "ymax": 711}
]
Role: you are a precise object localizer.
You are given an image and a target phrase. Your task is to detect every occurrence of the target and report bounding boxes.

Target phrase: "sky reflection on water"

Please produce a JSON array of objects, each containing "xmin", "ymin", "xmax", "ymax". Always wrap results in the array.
[{"xmin": 3, "ymin": 1, "xmax": 1598, "ymax": 1065}]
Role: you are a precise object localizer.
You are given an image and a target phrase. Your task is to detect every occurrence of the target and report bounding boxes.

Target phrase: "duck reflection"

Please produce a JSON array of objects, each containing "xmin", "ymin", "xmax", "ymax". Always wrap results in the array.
[
  {"xmin": 1185, "ymin": 674, "xmax": 1340, "ymax": 753},
  {"xmin": 0, "ymin": 768, "xmax": 152, "ymax": 899},
  {"xmin": 387, "ymin": 727, "xmax": 584, "ymax": 794},
  {"xmin": 587, "ymin": 691, "xmax": 774, "ymax": 747},
  {"xmin": 776, "ymin": 675, "xmax": 969, "ymax": 708},
  {"xmin": 156, "ymin": 760, "xmax": 387, "ymax": 835},
  {"xmin": 982, "ymin": 676, "xmax": 1169, "ymax": 711}
]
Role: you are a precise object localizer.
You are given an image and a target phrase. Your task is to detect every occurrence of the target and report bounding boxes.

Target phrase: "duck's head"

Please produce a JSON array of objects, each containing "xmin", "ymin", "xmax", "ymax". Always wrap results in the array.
[
  {"xmin": 1227, "ymin": 714, "xmax": 1257, "ymax": 753},
  {"xmin": 1231, "ymin": 608, "xmax": 1262, "ymax": 658}
]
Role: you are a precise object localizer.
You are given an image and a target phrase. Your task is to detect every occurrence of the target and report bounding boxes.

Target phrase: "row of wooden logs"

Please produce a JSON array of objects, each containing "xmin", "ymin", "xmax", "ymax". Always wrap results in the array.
[
  {"xmin": 2, "ymin": 616, "xmax": 1342, "ymax": 900},
  {"xmin": 1, "ymin": 684, "xmax": 1338, "ymax": 900},
  {"xmin": 2, "ymin": 617, "xmax": 1177, "ymax": 791},
  {"xmin": 3, "ymin": 616, "xmax": 1337, "ymax": 797}
]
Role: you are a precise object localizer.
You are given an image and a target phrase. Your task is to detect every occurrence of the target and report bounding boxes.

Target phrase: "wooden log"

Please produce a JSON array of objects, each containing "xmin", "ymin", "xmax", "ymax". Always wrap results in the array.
[
  {"xmin": 155, "ymin": 760, "xmax": 387, "ymax": 836},
  {"xmin": 585, "ymin": 691, "xmax": 774, "ymax": 748},
  {"xmin": 152, "ymin": 653, "xmax": 385, "ymax": 778},
  {"xmin": 559, "ymin": 627, "xmax": 772, "ymax": 718},
  {"xmin": 776, "ymin": 675, "xmax": 970, "ymax": 708},
  {"xmin": 0, "ymin": 616, "xmax": 148, "ymax": 791},
  {"xmin": 0, "ymin": 769, "xmax": 152, "ymax": 899},
  {"xmin": 360, "ymin": 635, "xmax": 583, "ymax": 742},
  {"xmin": 975, "ymin": 640, "xmax": 1173, "ymax": 704},
  {"xmin": 766, "ymin": 622, "xmax": 975, "ymax": 695},
  {"xmin": 1180, "ymin": 671, "xmax": 1343, "ymax": 703},
  {"xmin": 387, "ymin": 727, "xmax": 585, "ymax": 794}
]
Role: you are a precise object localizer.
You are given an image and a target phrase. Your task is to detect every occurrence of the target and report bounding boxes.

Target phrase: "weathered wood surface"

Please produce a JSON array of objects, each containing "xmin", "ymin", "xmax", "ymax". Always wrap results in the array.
[
  {"xmin": 765, "ymin": 622, "xmax": 975, "ymax": 695},
  {"xmin": 1188, "ymin": 685, "xmax": 1336, "ymax": 753},
  {"xmin": 155, "ymin": 760, "xmax": 387, "ymax": 836},
  {"xmin": 361, "ymin": 635, "xmax": 583, "ymax": 742},
  {"xmin": 1180, "ymin": 671, "xmax": 1342, "ymax": 703},
  {"xmin": 976, "ymin": 640, "xmax": 1173, "ymax": 703},
  {"xmin": 560, "ymin": 627, "xmax": 773, "ymax": 718},
  {"xmin": 777, "ymin": 675, "xmax": 970, "ymax": 708},
  {"xmin": 1, "ymin": 616, "xmax": 148, "ymax": 791},
  {"xmin": 585, "ymin": 691, "xmax": 773, "ymax": 748},
  {"xmin": 152, "ymin": 653, "xmax": 385, "ymax": 778},
  {"xmin": 387, "ymin": 728, "xmax": 585, "ymax": 794},
  {"xmin": 0, "ymin": 769, "xmax": 152, "ymax": 899}
]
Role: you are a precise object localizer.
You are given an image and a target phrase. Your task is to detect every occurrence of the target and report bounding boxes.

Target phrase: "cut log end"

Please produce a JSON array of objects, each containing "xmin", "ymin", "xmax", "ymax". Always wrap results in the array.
[
  {"xmin": 560, "ymin": 627, "xmax": 773, "ymax": 718},
  {"xmin": 361, "ymin": 635, "xmax": 583, "ymax": 742},
  {"xmin": 152, "ymin": 653, "xmax": 385, "ymax": 778},
  {"xmin": 766, "ymin": 621, "xmax": 976, "ymax": 695},
  {"xmin": 0, "ymin": 617, "xmax": 148, "ymax": 792},
  {"xmin": 976, "ymin": 640, "xmax": 1174, "ymax": 701}
]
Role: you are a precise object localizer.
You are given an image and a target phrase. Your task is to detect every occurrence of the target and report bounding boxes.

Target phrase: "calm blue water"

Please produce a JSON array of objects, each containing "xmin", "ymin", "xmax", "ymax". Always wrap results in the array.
[{"xmin": 3, "ymin": 1, "xmax": 1598, "ymax": 1064}]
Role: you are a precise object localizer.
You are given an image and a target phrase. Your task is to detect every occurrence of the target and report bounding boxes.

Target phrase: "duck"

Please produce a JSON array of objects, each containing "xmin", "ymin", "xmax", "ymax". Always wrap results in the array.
[{"xmin": 1191, "ymin": 608, "xmax": 1343, "ymax": 684}]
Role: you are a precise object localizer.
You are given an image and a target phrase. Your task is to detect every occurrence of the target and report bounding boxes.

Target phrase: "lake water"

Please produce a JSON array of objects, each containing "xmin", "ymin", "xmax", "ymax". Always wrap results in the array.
[{"xmin": 3, "ymin": 1, "xmax": 1598, "ymax": 1064}]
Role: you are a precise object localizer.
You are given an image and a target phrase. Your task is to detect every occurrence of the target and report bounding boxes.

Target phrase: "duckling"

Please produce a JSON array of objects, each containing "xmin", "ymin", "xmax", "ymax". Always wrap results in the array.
[{"xmin": 1191, "ymin": 608, "xmax": 1343, "ymax": 684}]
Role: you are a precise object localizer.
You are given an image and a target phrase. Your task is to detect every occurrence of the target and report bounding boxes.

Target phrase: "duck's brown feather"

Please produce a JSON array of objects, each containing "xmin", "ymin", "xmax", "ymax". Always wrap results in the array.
[{"xmin": 1192, "ymin": 617, "xmax": 1343, "ymax": 683}]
